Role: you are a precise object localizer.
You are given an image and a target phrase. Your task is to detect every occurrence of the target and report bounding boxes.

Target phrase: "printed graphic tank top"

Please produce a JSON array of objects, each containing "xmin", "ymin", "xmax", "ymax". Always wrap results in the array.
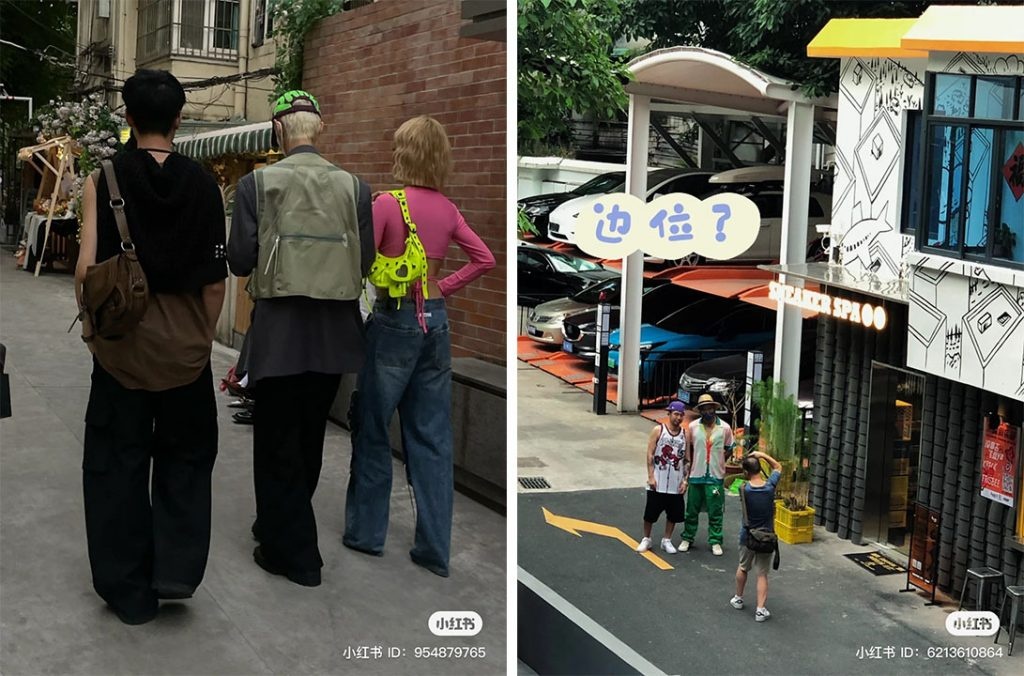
[{"xmin": 652, "ymin": 423, "xmax": 687, "ymax": 494}]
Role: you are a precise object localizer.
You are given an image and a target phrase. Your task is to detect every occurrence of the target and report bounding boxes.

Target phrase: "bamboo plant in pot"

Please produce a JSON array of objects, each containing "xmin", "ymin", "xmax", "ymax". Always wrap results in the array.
[{"xmin": 752, "ymin": 379, "xmax": 815, "ymax": 543}]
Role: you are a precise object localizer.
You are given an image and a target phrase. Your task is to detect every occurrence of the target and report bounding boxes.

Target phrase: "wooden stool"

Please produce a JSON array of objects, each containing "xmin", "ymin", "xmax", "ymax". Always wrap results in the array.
[
  {"xmin": 959, "ymin": 567, "xmax": 1004, "ymax": 612},
  {"xmin": 993, "ymin": 586, "xmax": 1024, "ymax": 656}
]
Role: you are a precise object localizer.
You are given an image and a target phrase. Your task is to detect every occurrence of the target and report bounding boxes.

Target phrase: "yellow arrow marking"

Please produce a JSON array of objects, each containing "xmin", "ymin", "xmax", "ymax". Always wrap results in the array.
[{"xmin": 542, "ymin": 507, "xmax": 674, "ymax": 571}]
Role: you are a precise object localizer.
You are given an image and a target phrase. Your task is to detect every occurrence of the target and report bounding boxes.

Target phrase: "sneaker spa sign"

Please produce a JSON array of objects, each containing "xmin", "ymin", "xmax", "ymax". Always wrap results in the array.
[{"xmin": 768, "ymin": 280, "xmax": 888, "ymax": 331}]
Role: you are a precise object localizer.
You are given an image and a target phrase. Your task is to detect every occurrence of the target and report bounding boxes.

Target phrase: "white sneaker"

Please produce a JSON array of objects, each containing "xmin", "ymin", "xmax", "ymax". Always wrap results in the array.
[
  {"xmin": 712, "ymin": 544, "xmax": 724, "ymax": 556},
  {"xmin": 636, "ymin": 537, "xmax": 652, "ymax": 553},
  {"xmin": 755, "ymin": 607, "xmax": 771, "ymax": 622},
  {"xmin": 679, "ymin": 540, "xmax": 691, "ymax": 552},
  {"xmin": 730, "ymin": 595, "xmax": 744, "ymax": 609},
  {"xmin": 661, "ymin": 538, "xmax": 677, "ymax": 554}
]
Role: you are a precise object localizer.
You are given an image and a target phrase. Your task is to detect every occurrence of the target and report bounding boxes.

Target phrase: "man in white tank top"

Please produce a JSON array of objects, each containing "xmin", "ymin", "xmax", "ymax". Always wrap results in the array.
[{"xmin": 636, "ymin": 400, "xmax": 690, "ymax": 554}]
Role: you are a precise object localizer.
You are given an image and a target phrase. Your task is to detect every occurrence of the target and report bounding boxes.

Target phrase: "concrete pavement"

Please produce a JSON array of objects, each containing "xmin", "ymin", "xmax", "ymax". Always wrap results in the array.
[
  {"xmin": 517, "ymin": 356, "xmax": 1024, "ymax": 676},
  {"xmin": 0, "ymin": 253, "xmax": 506, "ymax": 675}
]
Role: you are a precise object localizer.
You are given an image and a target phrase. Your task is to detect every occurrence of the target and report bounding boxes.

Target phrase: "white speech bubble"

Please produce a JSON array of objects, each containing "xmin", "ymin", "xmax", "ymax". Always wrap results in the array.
[{"xmin": 575, "ymin": 192, "xmax": 761, "ymax": 261}]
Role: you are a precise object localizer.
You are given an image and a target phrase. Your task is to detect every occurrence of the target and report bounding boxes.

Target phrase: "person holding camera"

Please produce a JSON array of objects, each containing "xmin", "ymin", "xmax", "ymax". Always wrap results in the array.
[{"xmin": 730, "ymin": 450, "xmax": 782, "ymax": 622}]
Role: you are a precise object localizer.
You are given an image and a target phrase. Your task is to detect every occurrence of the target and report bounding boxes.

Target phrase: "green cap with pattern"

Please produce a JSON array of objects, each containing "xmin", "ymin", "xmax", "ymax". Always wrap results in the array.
[
  {"xmin": 270, "ymin": 90, "xmax": 321, "ymax": 149},
  {"xmin": 272, "ymin": 90, "xmax": 321, "ymax": 119}
]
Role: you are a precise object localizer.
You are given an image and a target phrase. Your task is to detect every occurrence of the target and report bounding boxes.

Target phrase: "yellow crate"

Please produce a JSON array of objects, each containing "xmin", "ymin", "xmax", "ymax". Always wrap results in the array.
[
  {"xmin": 774, "ymin": 501, "xmax": 815, "ymax": 529},
  {"xmin": 774, "ymin": 520, "xmax": 813, "ymax": 544}
]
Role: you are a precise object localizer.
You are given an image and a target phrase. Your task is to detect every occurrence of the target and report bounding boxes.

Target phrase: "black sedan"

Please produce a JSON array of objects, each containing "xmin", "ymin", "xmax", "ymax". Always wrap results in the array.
[
  {"xmin": 517, "ymin": 171, "xmax": 625, "ymax": 240},
  {"xmin": 677, "ymin": 326, "xmax": 817, "ymax": 416},
  {"xmin": 517, "ymin": 242, "xmax": 618, "ymax": 308}
]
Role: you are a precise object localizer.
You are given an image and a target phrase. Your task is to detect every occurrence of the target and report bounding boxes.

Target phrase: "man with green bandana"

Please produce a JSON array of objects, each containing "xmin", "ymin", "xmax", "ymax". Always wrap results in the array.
[{"xmin": 680, "ymin": 393, "xmax": 735, "ymax": 555}]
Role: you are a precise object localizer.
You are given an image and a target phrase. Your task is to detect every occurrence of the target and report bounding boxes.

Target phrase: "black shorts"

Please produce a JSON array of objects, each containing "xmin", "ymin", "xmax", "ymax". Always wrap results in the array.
[{"xmin": 644, "ymin": 489, "xmax": 685, "ymax": 523}]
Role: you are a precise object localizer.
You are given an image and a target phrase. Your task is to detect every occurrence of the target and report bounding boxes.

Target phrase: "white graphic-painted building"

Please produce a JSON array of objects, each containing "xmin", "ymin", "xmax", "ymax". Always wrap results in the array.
[{"xmin": 800, "ymin": 6, "xmax": 1024, "ymax": 597}]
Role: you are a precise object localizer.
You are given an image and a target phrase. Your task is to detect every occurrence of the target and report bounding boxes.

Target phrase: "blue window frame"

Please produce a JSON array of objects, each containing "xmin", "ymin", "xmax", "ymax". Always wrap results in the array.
[{"xmin": 918, "ymin": 74, "xmax": 1024, "ymax": 268}]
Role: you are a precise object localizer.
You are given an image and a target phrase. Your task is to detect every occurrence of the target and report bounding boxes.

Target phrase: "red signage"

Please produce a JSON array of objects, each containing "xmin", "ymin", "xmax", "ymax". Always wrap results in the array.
[
  {"xmin": 980, "ymin": 421, "xmax": 1019, "ymax": 507},
  {"xmin": 1003, "ymin": 142, "xmax": 1024, "ymax": 202}
]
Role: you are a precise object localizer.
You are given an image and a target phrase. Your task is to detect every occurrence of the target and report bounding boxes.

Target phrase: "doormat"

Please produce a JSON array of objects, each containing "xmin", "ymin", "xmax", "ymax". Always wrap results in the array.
[{"xmin": 844, "ymin": 551, "xmax": 906, "ymax": 576}]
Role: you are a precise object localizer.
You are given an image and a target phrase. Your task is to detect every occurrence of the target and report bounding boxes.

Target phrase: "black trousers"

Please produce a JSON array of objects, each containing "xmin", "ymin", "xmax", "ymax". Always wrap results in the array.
[
  {"xmin": 253, "ymin": 372, "xmax": 341, "ymax": 573},
  {"xmin": 83, "ymin": 360, "xmax": 218, "ymax": 616}
]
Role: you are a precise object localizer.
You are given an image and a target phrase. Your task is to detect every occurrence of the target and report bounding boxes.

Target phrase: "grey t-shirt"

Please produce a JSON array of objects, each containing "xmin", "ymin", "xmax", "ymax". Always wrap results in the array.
[{"xmin": 227, "ymin": 146, "xmax": 374, "ymax": 383}]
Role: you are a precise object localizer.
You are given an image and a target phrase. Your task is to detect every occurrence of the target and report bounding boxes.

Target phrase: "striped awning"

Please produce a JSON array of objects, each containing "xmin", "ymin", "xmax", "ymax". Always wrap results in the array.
[{"xmin": 174, "ymin": 121, "xmax": 273, "ymax": 161}]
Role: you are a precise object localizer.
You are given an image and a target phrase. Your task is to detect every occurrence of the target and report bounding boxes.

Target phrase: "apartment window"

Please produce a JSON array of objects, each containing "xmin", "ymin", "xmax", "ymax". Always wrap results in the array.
[
  {"xmin": 213, "ymin": 0, "xmax": 240, "ymax": 50},
  {"xmin": 251, "ymin": 0, "xmax": 274, "ymax": 47},
  {"xmin": 165, "ymin": 0, "xmax": 240, "ymax": 59},
  {"xmin": 918, "ymin": 73, "xmax": 1024, "ymax": 267},
  {"xmin": 137, "ymin": 0, "xmax": 172, "ymax": 63}
]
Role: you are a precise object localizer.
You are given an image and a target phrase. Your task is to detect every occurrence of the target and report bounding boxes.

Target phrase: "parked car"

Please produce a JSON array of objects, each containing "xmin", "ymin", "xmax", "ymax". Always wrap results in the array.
[
  {"xmin": 517, "ymin": 242, "xmax": 618, "ymax": 308},
  {"xmin": 547, "ymin": 168, "xmax": 716, "ymax": 246},
  {"xmin": 608, "ymin": 301, "xmax": 777, "ymax": 398},
  {"xmin": 518, "ymin": 171, "xmax": 625, "ymax": 241},
  {"xmin": 689, "ymin": 165, "xmax": 832, "ymax": 264},
  {"xmin": 525, "ymin": 277, "xmax": 622, "ymax": 346},
  {"xmin": 560, "ymin": 281, "xmax": 713, "ymax": 359},
  {"xmin": 677, "ymin": 328, "xmax": 817, "ymax": 415}
]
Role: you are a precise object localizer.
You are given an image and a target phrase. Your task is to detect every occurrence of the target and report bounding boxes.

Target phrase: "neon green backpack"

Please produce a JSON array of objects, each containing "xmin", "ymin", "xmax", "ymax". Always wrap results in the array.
[{"xmin": 367, "ymin": 189, "xmax": 429, "ymax": 303}]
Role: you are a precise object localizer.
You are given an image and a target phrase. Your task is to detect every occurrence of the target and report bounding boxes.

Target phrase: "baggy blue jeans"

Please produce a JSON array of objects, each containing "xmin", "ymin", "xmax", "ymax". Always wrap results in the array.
[{"xmin": 343, "ymin": 298, "xmax": 453, "ymax": 576}]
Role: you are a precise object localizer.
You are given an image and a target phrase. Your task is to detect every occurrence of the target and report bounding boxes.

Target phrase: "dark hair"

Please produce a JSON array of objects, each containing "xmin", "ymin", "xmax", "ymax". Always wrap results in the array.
[
  {"xmin": 122, "ymin": 69, "xmax": 185, "ymax": 136},
  {"xmin": 742, "ymin": 456, "xmax": 761, "ymax": 477}
]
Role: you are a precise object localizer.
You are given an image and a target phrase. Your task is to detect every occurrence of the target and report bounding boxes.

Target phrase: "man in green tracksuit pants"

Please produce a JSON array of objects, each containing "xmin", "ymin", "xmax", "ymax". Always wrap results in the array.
[{"xmin": 680, "ymin": 394, "xmax": 735, "ymax": 556}]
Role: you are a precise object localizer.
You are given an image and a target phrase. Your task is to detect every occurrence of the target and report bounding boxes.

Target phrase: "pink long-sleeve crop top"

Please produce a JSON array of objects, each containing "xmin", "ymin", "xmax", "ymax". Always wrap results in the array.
[{"xmin": 373, "ymin": 186, "xmax": 495, "ymax": 297}]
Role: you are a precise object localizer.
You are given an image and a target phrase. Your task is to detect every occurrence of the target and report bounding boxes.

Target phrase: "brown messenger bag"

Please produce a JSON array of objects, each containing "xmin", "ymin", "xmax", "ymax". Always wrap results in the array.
[{"xmin": 77, "ymin": 160, "xmax": 149, "ymax": 342}]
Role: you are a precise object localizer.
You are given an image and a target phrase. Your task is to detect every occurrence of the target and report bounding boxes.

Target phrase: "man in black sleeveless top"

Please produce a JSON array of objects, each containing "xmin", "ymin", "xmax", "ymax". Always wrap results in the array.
[{"xmin": 75, "ymin": 70, "xmax": 227, "ymax": 625}]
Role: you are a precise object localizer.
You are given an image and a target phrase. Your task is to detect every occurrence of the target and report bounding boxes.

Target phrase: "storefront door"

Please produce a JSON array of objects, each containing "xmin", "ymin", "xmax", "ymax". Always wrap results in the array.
[{"xmin": 864, "ymin": 363, "xmax": 925, "ymax": 556}]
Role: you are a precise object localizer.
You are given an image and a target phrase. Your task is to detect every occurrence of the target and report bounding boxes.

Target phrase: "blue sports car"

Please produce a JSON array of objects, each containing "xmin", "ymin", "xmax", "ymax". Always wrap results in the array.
[{"xmin": 608, "ymin": 300, "xmax": 776, "ymax": 398}]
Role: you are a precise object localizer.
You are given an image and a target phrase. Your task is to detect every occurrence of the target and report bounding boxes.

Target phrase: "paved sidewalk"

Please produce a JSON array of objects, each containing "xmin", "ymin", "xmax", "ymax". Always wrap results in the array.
[
  {"xmin": 518, "ymin": 358, "xmax": 1023, "ymax": 676},
  {"xmin": 0, "ymin": 255, "xmax": 505, "ymax": 675}
]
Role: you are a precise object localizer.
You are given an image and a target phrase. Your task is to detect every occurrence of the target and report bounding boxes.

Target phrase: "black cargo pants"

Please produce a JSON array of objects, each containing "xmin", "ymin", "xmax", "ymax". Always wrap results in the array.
[{"xmin": 82, "ymin": 360, "xmax": 218, "ymax": 618}]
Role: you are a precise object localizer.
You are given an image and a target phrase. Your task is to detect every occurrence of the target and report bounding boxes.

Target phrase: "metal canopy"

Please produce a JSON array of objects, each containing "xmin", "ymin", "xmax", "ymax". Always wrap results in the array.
[
  {"xmin": 616, "ymin": 47, "xmax": 837, "ymax": 412},
  {"xmin": 627, "ymin": 47, "xmax": 838, "ymax": 118}
]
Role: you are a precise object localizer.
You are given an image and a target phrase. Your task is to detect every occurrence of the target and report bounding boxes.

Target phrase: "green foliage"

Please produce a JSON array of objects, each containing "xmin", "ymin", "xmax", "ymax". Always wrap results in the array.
[
  {"xmin": 518, "ymin": 207, "xmax": 540, "ymax": 238},
  {"xmin": 269, "ymin": 0, "xmax": 344, "ymax": 99},
  {"xmin": 618, "ymin": 0, "xmax": 1021, "ymax": 97},
  {"xmin": 0, "ymin": 0, "xmax": 76, "ymax": 123},
  {"xmin": 752, "ymin": 378, "xmax": 799, "ymax": 464},
  {"xmin": 518, "ymin": 0, "xmax": 632, "ymax": 154}
]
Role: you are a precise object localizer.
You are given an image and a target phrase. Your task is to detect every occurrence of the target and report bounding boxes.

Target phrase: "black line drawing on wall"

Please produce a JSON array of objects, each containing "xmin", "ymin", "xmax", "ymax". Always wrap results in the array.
[
  {"xmin": 840, "ymin": 58, "xmax": 875, "ymax": 113},
  {"xmin": 854, "ymin": 113, "xmax": 900, "ymax": 203},
  {"xmin": 908, "ymin": 287, "xmax": 946, "ymax": 354},
  {"xmin": 968, "ymin": 266, "xmax": 996, "ymax": 309},
  {"xmin": 945, "ymin": 325, "xmax": 963, "ymax": 376},
  {"xmin": 963, "ymin": 286, "xmax": 1024, "ymax": 375},
  {"xmin": 1018, "ymin": 351, "xmax": 1024, "ymax": 397},
  {"xmin": 841, "ymin": 202, "xmax": 894, "ymax": 271},
  {"xmin": 941, "ymin": 52, "xmax": 988, "ymax": 74},
  {"xmin": 906, "ymin": 52, "xmax": 1024, "ymax": 400},
  {"xmin": 832, "ymin": 149, "xmax": 855, "ymax": 213},
  {"xmin": 836, "ymin": 57, "xmax": 925, "ymax": 280},
  {"xmin": 874, "ymin": 58, "xmax": 924, "ymax": 113}
]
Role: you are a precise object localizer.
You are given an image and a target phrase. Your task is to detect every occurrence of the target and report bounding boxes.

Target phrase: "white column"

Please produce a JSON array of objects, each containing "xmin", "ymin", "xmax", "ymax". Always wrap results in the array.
[
  {"xmin": 618, "ymin": 94, "xmax": 650, "ymax": 413},
  {"xmin": 773, "ymin": 102, "xmax": 814, "ymax": 400}
]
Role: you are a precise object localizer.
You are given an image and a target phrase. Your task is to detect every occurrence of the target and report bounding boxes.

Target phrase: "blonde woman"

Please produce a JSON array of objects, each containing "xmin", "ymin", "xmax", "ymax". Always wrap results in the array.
[{"xmin": 343, "ymin": 116, "xmax": 495, "ymax": 577}]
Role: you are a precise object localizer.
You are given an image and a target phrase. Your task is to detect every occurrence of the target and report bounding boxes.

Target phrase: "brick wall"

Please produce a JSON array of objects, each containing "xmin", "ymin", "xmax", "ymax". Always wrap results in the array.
[{"xmin": 304, "ymin": 0, "xmax": 507, "ymax": 364}]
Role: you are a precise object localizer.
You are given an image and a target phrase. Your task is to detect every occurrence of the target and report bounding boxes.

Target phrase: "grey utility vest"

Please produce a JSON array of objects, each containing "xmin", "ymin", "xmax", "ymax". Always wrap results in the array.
[{"xmin": 248, "ymin": 152, "xmax": 362, "ymax": 301}]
